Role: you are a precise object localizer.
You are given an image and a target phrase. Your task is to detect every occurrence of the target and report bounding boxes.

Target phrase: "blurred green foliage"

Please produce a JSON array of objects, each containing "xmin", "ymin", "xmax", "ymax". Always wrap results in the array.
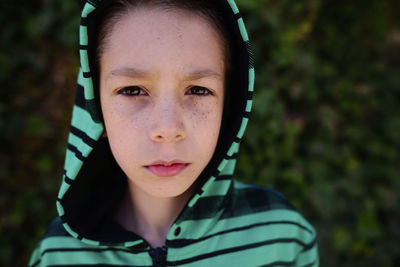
[
  {"xmin": 0, "ymin": 1, "xmax": 82, "ymax": 265},
  {"xmin": 1, "ymin": 0, "xmax": 399, "ymax": 266}
]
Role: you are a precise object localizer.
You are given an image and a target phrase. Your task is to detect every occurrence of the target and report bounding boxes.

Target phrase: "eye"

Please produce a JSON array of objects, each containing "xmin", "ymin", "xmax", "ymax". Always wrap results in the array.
[
  {"xmin": 117, "ymin": 86, "xmax": 147, "ymax": 96},
  {"xmin": 186, "ymin": 86, "xmax": 213, "ymax": 96}
]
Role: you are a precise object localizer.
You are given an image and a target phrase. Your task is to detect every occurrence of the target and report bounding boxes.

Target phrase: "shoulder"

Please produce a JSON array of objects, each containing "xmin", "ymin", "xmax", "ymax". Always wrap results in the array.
[
  {"xmin": 41, "ymin": 217, "xmax": 70, "ymax": 239},
  {"xmin": 228, "ymin": 179, "xmax": 298, "ymax": 215},
  {"xmin": 32, "ymin": 217, "xmax": 72, "ymax": 249},
  {"xmin": 220, "ymin": 180, "xmax": 318, "ymax": 265},
  {"xmin": 227, "ymin": 180, "xmax": 315, "ymax": 233},
  {"xmin": 29, "ymin": 217, "xmax": 86, "ymax": 267}
]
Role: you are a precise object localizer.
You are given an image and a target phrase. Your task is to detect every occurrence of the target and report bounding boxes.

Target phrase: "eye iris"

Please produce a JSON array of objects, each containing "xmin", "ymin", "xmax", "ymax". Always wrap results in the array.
[
  {"xmin": 192, "ymin": 86, "xmax": 206, "ymax": 95},
  {"xmin": 122, "ymin": 87, "xmax": 140, "ymax": 95},
  {"xmin": 129, "ymin": 87, "xmax": 139, "ymax": 95}
]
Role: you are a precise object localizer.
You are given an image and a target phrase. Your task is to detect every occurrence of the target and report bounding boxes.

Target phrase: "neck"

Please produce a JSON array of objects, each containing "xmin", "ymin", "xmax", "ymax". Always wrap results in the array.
[{"xmin": 115, "ymin": 180, "xmax": 193, "ymax": 248}]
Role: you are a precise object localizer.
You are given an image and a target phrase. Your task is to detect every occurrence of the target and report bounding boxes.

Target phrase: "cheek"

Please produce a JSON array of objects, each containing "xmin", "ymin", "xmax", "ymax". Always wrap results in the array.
[
  {"xmin": 102, "ymin": 99, "xmax": 150, "ymax": 157},
  {"xmin": 186, "ymin": 97, "xmax": 223, "ymax": 123},
  {"xmin": 185, "ymin": 98, "xmax": 223, "ymax": 146},
  {"xmin": 103, "ymin": 98, "xmax": 149, "ymax": 129},
  {"xmin": 105, "ymin": 98, "xmax": 148, "ymax": 118}
]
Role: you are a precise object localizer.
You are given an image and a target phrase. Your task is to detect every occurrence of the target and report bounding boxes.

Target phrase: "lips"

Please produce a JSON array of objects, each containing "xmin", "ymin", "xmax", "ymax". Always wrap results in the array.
[{"xmin": 145, "ymin": 161, "xmax": 189, "ymax": 177}]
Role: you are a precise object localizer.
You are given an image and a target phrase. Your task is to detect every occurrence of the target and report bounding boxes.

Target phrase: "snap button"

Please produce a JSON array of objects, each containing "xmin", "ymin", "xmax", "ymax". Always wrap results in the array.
[{"xmin": 174, "ymin": 226, "xmax": 181, "ymax": 236}]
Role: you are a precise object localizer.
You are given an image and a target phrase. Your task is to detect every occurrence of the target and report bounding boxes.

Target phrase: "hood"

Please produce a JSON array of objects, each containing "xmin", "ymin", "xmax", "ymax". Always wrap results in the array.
[{"xmin": 57, "ymin": 0, "xmax": 254, "ymax": 248}]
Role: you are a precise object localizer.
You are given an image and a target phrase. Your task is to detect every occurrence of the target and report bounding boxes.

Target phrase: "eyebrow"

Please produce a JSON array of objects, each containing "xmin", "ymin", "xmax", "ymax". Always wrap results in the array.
[
  {"xmin": 183, "ymin": 69, "xmax": 223, "ymax": 81},
  {"xmin": 108, "ymin": 67, "xmax": 150, "ymax": 79},
  {"xmin": 107, "ymin": 67, "xmax": 223, "ymax": 81}
]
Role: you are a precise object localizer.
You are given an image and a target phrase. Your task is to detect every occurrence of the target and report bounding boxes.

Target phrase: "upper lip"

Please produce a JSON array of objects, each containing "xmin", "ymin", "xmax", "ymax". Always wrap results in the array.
[{"xmin": 146, "ymin": 160, "xmax": 188, "ymax": 166}]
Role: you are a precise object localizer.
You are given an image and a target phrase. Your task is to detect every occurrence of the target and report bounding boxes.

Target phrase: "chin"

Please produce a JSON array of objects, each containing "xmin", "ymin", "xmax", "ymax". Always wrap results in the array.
[{"xmin": 130, "ymin": 174, "xmax": 198, "ymax": 199}]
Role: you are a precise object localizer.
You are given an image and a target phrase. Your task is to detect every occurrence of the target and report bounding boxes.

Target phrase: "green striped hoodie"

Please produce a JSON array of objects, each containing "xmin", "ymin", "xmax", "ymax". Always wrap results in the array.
[{"xmin": 29, "ymin": 0, "xmax": 319, "ymax": 266}]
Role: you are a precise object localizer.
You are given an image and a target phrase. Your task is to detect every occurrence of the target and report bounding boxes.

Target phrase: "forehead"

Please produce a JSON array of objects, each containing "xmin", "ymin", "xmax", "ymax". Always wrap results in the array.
[{"xmin": 99, "ymin": 6, "xmax": 225, "ymax": 75}]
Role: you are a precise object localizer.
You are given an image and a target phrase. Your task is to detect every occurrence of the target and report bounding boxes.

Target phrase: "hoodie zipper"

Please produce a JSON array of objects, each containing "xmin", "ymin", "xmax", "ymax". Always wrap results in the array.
[{"xmin": 149, "ymin": 246, "xmax": 167, "ymax": 267}]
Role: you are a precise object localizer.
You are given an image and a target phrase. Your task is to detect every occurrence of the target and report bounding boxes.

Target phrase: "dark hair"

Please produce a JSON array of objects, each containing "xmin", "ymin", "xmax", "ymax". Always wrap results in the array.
[{"xmin": 95, "ymin": 0, "xmax": 231, "ymax": 72}]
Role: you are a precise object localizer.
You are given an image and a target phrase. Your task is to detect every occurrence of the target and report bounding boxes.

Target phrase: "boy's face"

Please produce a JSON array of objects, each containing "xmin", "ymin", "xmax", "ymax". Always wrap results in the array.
[{"xmin": 99, "ymin": 7, "xmax": 225, "ymax": 198}]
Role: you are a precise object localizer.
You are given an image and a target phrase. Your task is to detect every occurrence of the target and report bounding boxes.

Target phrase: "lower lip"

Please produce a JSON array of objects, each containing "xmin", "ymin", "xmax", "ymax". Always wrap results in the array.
[{"xmin": 146, "ymin": 163, "xmax": 189, "ymax": 177}]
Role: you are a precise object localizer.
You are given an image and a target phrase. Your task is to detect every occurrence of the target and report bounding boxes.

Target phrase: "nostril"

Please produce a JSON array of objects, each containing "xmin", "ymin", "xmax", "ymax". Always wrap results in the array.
[
  {"xmin": 149, "ymin": 124, "xmax": 186, "ymax": 142},
  {"xmin": 175, "ymin": 133, "xmax": 186, "ymax": 141}
]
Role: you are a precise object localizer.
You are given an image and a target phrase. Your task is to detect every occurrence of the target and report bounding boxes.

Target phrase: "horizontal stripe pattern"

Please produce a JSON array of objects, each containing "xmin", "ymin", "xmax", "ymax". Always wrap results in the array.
[
  {"xmin": 67, "ymin": 143, "xmax": 86, "ymax": 162},
  {"xmin": 31, "ymin": 207, "xmax": 317, "ymax": 267},
  {"xmin": 167, "ymin": 238, "xmax": 309, "ymax": 266},
  {"xmin": 70, "ymin": 126, "xmax": 96, "ymax": 148},
  {"xmin": 167, "ymin": 220, "xmax": 314, "ymax": 248},
  {"xmin": 169, "ymin": 209, "xmax": 313, "ymax": 242},
  {"xmin": 31, "ymin": 236, "xmax": 152, "ymax": 266},
  {"xmin": 80, "ymin": 17, "xmax": 88, "ymax": 26},
  {"xmin": 32, "ymin": 181, "xmax": 317, "ymax": 266},
  {"xmin": 63, "ymin": 173, "xmax": 74, "ymax": 185}
]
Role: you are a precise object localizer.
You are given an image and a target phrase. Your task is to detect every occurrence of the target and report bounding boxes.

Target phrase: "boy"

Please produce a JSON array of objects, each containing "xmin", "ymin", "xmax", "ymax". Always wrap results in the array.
[{"xmin": 29, "ymin": 0, "xmax": 318, "ymax": 266}]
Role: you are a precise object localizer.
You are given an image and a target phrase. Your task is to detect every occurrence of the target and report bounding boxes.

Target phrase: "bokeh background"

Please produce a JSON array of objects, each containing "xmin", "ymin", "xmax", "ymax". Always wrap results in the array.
[{"xmin": 1, "ymin": 0, "xmax": 399, "ymax": 266}]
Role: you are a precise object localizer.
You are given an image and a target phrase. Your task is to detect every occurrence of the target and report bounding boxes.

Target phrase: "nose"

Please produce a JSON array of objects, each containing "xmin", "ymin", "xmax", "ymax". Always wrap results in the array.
[{"xmin": 149, "ymin": 97, "xmax": 186, "ymax": 143}]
